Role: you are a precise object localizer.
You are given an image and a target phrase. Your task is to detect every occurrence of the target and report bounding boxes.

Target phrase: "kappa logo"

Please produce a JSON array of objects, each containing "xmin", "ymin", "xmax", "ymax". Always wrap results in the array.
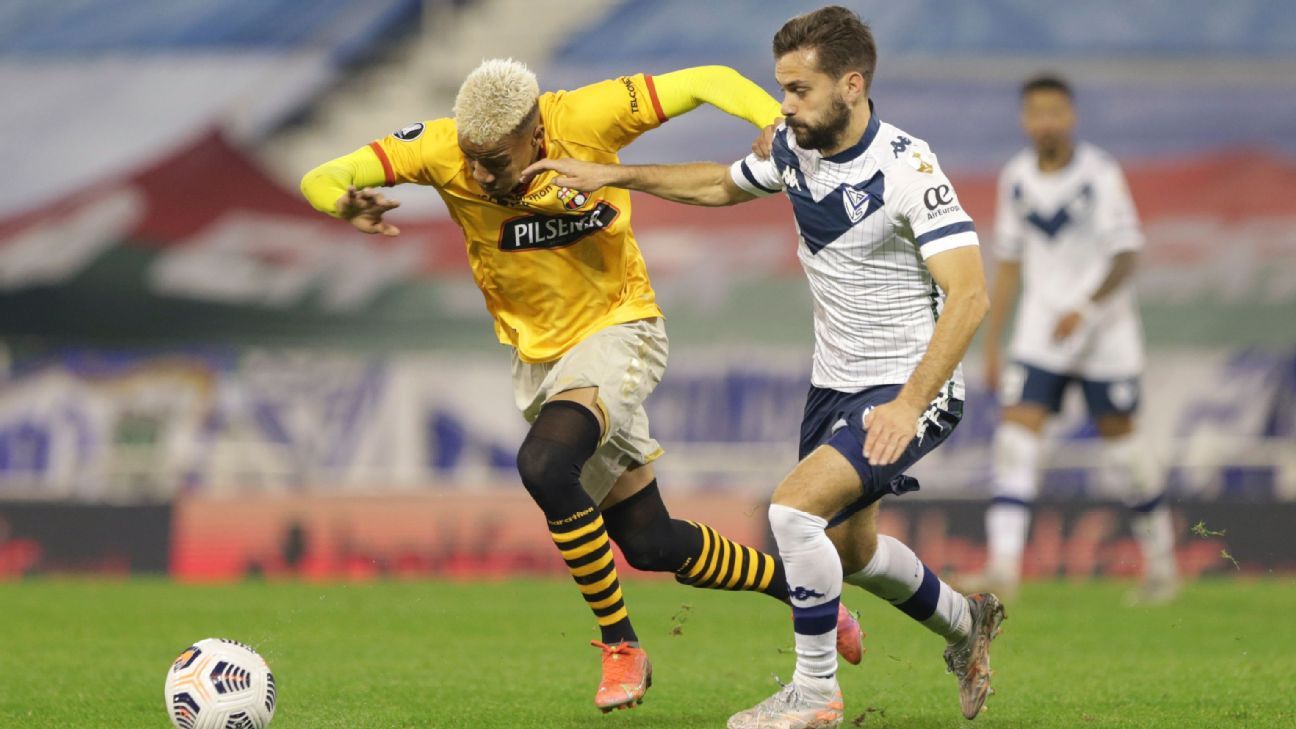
[
  {"xmin": 790, "ymin": 586, "xmax": 827, "ymax": 601},
  {"xmin": 843, "ymin": 186, "xmax": 869, "ymax": 223},
  {"xmin": 781, "ymin": 166, "xmax": 801, "ymax": 190},
  {"xmin": 891, "ymin": 135, "xmax": 912, "ymax": 158},
  {"xmin": 393, "ymin": 122, "xmax": 424, "ymax": 142}
]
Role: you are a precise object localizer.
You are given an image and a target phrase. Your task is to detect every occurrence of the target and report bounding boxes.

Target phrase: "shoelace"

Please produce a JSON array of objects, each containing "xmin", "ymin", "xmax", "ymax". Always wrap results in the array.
[
  {"xmin": 591, "ymin": 641, "xmax": 642, "ymax": 684},
  {"xmin": 591, "ymin": 640, "xmax": 629, "ymax": 656},
  {"xmin": 763, "ymin": 683, "xmax": 800, "ymax": 712},
  {"xmin": 945, "ymin": 645, "xmax": 969, "ymax": 675}
]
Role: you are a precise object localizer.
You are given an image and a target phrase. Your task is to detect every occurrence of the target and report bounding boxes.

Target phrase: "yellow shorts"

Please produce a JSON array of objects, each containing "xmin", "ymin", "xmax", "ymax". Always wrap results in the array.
[{"xmin": 511, "ymin": 318, "xmax": 668, "ymax": 504}]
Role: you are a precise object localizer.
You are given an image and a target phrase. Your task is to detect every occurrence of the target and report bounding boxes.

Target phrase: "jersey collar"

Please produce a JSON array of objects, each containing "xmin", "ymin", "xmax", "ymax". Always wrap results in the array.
[{"xmin": 822, "ymin": 99, "xmax": 880, "ymax": 164}]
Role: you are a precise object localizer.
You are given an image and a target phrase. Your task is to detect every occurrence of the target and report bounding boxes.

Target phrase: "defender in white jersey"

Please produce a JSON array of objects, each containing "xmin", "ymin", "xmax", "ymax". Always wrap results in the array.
[
  {"xmin": 523, "ymin": 7, "xmax": 1004, "ymax": 727},
  {"xmin": 968, "ymin": 74, "xmax": 1178, "ymax": 605}
]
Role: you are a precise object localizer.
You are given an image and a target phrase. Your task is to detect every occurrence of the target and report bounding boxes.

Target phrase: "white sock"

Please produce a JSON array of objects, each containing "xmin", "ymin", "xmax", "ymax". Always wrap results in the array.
[
  {"xmin": 985, "ymin": 502, "xmax": 1030, "ymax": 581},
  {"xmin": 769, "ymin": 504, "xmax": 841, "ymax": 680},
  {"xmin": 845, "ymin": 534, "xmax": 971, "ymax": 643},
  {"xmin": 987, "ymin": 422, "xmax": 1042, "ymax": 582},
  {"xmin": 1106, "ymin": 433, "xmax": 1176, "ymax": 581},
  {"xmin": 1131, "ymin": 507, "xmax": 1177, "ymax": 582}
]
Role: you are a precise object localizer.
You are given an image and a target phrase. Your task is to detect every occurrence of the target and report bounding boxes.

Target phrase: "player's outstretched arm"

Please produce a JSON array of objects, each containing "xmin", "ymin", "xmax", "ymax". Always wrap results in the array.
[
  {"xmin": 654, "ymin": 66, "xmax": 782, "ymax": 129},
  {"xmin": 865, "ymin": 246, "xmax": 989, "ymax": 465},
  {"xmin": 300, "ymin": 147, "xmax": 402, "ymax": 236},
  {"xmin": 522, "ymin": 158, "xmax": 756, "ymax": 207}
]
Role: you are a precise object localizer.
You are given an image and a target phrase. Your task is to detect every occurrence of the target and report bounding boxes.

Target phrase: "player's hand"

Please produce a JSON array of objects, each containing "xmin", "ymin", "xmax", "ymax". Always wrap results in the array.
[
  {"xmin": 752, "ymin": 118, "xmax": 783, "ymax": 160},
  {"xmin": 520, "ymin": 158, "xmax": 618, "ymax": 192},
  {"xmin": 863, "ymin": 397, "xmax": 923, "ymax": 467},
  {"xmin": 1052, "ymin": 310, "xmax": 1084, "ymax": 341},
  {"xmin": 336, "ymin": 186, "xmax": 401, "ymax": 236}
]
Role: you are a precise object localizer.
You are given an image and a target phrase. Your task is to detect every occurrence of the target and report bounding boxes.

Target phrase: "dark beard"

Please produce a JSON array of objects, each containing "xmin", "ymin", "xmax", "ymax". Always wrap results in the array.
[
  {"xmin": 1036, "ymin": 138, "xmax": 1074, "ymax": 168},
  {"xmin": 788, "ymin": 94, "xmax": 852, "ymax": 152}
]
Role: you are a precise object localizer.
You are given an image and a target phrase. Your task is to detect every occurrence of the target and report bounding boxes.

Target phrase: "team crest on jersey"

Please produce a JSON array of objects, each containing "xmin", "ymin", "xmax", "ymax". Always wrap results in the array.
[
  {"xmin": 842, "ymin": 187, "xmax": 870, "ymax": 223},
  {"xmin": 393, "ymin": 122, "xmax": 424, "ymax": 141},
  {"xmin": 556, "ymin": 186, "xmax": 589, "ymax": 210}
]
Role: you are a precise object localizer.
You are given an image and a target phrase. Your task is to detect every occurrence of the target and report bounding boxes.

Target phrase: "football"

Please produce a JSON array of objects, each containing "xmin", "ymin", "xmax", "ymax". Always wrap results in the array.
[{"xmin": 164, "ymin": 638, "xmax": 277, "ymax": 729}]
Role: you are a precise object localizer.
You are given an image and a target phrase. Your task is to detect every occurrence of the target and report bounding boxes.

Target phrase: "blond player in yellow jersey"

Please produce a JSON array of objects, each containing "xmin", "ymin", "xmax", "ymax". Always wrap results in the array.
[{"xmin": 300, "ymin": 59, "xmax": 864, "ymax": 713}]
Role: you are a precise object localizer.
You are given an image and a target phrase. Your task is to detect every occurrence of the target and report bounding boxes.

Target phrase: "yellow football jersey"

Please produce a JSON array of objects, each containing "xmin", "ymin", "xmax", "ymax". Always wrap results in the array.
[{"xmin": 369, "ymin": 74, "xmax": 670, "ymax": 363}]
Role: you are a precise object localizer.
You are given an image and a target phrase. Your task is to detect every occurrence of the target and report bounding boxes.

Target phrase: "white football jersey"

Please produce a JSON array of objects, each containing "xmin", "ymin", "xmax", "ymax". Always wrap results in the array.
[
  {"xmin": 996, "ymin": 142, "xmax": 1145, "ymax": 378},
  {"xmin": 730, "ymin": 109, "xmax": 979, "ymax": 398}
]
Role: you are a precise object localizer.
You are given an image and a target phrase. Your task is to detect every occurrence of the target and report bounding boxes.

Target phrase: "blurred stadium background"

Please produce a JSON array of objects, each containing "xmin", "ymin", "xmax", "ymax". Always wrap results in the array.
[{"xmin": 0, "ymin": 0, "xmax": 1293, "ymax": 590}]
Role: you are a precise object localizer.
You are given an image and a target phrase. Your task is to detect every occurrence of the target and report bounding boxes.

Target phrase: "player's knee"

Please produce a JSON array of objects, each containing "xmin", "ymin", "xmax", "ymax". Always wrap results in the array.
[
  {"xmin": 515, "ymin": 436, "xmax": 583, "ymax": 505},
  {"xmin": 515, "ymin": 401, "xmax": 600, "ymax": 506},
  {"xmin": 993, "ymin": 422, "xmax": 1042, "ymax": 501},
  {"xmin": 1104, "ymin": 433, "xmax": 1162, "ymax": 503},
  {"xmin": 615, "ymin": 531, "xmax": 679, "ymax": 572},
  {"xmin": 603, "ymin": 484, "xmax": 689, "ymax": 573},
  {"xmin": 1096, "ymin": 414, "xmax": 1135, "ymax": 439},
  {"xmin": 1001, "ymin": 404, "xmax": 1048, "ymax": 432},
  {"xmin": 769, "ymin": 503, "xmax": 824, "ymax": 541}
]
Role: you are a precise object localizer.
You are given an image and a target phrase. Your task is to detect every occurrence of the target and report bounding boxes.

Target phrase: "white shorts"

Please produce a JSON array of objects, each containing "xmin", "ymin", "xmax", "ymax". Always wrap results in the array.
[{"xmin": 511, "ymin": 318, "xmax": 668, "ymax": 504}]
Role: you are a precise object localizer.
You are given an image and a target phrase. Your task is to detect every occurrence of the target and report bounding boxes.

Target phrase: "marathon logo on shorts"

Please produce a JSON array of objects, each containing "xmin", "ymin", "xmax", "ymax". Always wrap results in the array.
[{"xmin": 498, "ymin": 202, "xmax": 620, "ymax": 251}]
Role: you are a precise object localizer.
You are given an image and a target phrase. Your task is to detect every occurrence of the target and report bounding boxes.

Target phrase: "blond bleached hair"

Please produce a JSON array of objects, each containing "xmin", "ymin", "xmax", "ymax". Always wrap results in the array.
[{"xmin": 453, "ymin": 58, "xmax": 541, "ymax": 145}]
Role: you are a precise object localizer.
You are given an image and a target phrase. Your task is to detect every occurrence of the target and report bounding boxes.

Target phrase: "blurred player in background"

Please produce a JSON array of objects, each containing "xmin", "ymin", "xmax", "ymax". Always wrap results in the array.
[
  {"xmin": 299, "ymin": 59, "xmax": 863, "ymax": 714},
  {"xmin": 524, "ymin": 7, "xmax": 1005, "ymax": 726},
  {"xmin": 966, "ymin": 74, "xmax": 1178, "ymax": 604}
]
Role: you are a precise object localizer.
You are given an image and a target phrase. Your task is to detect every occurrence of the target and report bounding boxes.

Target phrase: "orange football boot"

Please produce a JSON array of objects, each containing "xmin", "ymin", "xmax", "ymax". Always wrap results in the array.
[
  {"xmin": 835, "ymin": 603, "xmax": 865, "ymax": 665},
  {"xmin": 591, "ymin": 641, "xmax": 652, "ymax": 713}
]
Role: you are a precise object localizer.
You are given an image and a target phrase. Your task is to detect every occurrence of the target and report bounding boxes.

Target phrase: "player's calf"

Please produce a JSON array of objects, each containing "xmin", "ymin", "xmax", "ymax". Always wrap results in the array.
[{"xmin": 604, "ymin": 482, "xmax": 868, "ymax": 664}]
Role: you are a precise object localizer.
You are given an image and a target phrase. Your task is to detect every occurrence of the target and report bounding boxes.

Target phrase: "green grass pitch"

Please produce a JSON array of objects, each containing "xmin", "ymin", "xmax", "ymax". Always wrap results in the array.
[{"xmin": 2, "ymin": 578, "xmax": 1294, "ymax": 728}]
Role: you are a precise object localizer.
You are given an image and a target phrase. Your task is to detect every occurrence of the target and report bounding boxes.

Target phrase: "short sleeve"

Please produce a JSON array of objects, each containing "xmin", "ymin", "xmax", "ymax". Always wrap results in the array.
[
  {"xmin": 729, "ymin": 152, "xmax": 783, "ymax": 197},
  {"xmin": 993, "ymin": 169, "xmax": 1025, "ymax": 262},
  {"xmin": 367, "ymin": 118, "xmax": 457, "ymax": 187},
  {"xmin": 889, "ymin": 144, "xmax": 979, "ymax": 259},
  {"xmin": 553, "ymin": 73, "xmax": 668, "ymax": 152},
  {"xmin": 1096, "ymin": 162, "xmax": 1143, "ymax": 254}
]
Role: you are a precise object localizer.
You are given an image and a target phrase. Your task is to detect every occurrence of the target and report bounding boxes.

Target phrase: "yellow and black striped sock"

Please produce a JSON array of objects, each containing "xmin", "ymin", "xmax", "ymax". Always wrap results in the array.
[
  {"xmin": 549, "ymin": 507, "xmax": 637, "ymax": 644},
  {"xmin": 674, "ymin": 521, "xmax": 789, "ymax": 602}
]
